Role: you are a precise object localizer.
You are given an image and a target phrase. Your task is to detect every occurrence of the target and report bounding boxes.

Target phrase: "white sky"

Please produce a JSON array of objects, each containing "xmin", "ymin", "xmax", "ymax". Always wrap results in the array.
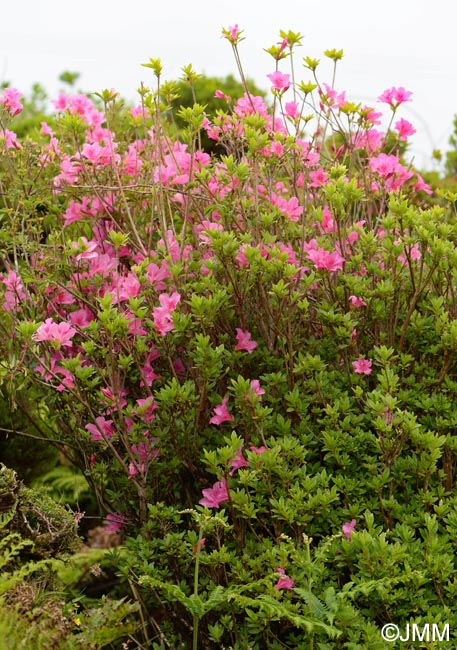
[{"xmin": 2, "ymin": 0, "xmax": 456, "ymax": 170}]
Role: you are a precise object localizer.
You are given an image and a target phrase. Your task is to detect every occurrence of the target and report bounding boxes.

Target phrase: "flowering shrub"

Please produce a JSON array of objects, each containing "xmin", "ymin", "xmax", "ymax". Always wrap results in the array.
[{"xmin": 1, "ymin": 26, "xmax": 457, "ymax": 649}]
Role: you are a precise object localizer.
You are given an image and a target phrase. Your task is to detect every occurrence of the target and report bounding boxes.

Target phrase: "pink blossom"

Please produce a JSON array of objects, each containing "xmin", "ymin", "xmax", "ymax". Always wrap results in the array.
[
  {"xmin": 52, "ymin": 93, "xmax": 70, "ymax": 111},
  {"xmin": 0, "ymin": 129, "xmax": 20, "ymax": 149},
  {"xmin": 222, "ymin": 24, "xmax": 241, "ymax": 44},
  {"xmin": 85, "ymin": 416, "xmax": 115, "ymax": 442},
  {"xmin": 349, "ymin": 295, "xmax": 367, "ymax": 308},
  {"xmin": 128, "ymin": 439, "xmax": 159, "ymax": 478},
  {"xmin": 274, "ymin": 568, "xmax": 295, "ymax": 590},
  {"xmin": 247, "ymin": 379, "xmax": 265, "ymax": 403},
  {"xmin": 306, "ymin": 246, "xmax": 345, "ymax": 272},
  {"xmin": 398, "ymin": 242, "xmax": 422, "ymax": 266},
  {"xmin": 131, "ymin": 438, "xmax": 159, "ymax": 463},
  {"xmin": 273, "ymin": 195, "xmax": 303, "ymax": 221},
  {"xmin": 34, "ymin": 318, "xmax": 76, "ymax": 348},
  {"xmin": 235, "ymin": 328, "xmax": 258, "ymax": 354},
  {"xmin": 199, "ymin": 477, "xmax": 229, "ymax": 508},
  {"xmin": 352, "ymin": 358, "xmax": 373, "ymax": 375},
  {"xmin": 0, "ymin": 87, "xmax": 23, "ymax": 116},
  {"xmin": 378, "ymin": 86, "xmax": 412, "ymax": 107},
  {"xmin": 283, "ymin": 101, "xmax": 300, "ymax": 120},
  {"xmin": 62, "ymin": 197, "xmax": 91, "ymax": 226},
  {"xmin": 69, "ymin": 307, "xmax": 94, "ymax": 328},
  {"xmin": 1, "ymin": 270, "xmax": 25, "ymax": 311},
  {"xmin": 214, "ymin": 89, "xmax": 227, "ymax": 99},
  {"xmin": 369, "ymin": 153, "xmax": 413, "ymax": 190},
  {"xmin": 152, "ymin": 292, "xmax": 180, "ymax": 336},
  {"xmin": 111, "ymin": 272, "xmax": 141, "ymax": 303},
  {"xmin": 414, "ymin": 173, "xmax": 432, "ymax": 195},
  {"xmin": 249, "ymin": 445, "xmax": 267, "ymax": 455},
  {"xmin": 342, "ymin": 519, "xmax": 356, "ymax": 540},
  {"xmin": 321, "ymin": 206, "xmax": 335, "ymax": 233},
  {"xmin": 101, "ymin": 386, "xmax": 128, "ymax": 411},
  {"xmin": 209, "ymin": 397, "xmax": 234, "ymax": 425},
  {"xmin": 267, "ymin": 71, "xmax": 291, "ymax": 92},
  {"xmin": 362, "ymin": 106, "xmax": 382, "ymax": 125},
  {"xmin": 321, "ymin": 83, "xmax": 346, "ymax": 109},
  {"xmin": 153, "ymin": 307, "xmax": 174, "ymax": 336},
  {"xmin": 395, "ymin": 118, "xmax": 416, "ymax": 140},
  {"xmin": 70, "ymin": 236, "xmax": 98, "ymax": 260},
  {"xmin": 229, "ymin": 448, "xmax": 248, "ymax": 475},
  {"xmin": 234, "ymin": 93, "xmax": 269, "ymax": 118},
  {"xmin": 146, "ymin": 262, "xmax": 171, "ymax": 291},
  {"xmin": 104, "ymin": 512, "xmax": 127, "ymax": 532},
  {"xmin": 308, "ymin": 168, "xmax": 328, "ymax": 188},
  {"xmin": 134, "ymin": 397, "xmax": 158, "ymax": 423}
]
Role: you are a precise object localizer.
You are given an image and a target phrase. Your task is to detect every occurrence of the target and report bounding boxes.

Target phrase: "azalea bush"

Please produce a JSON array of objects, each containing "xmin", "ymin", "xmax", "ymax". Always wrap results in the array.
[{"xmin": 1, "ymin": 25, "xmax": 457, "ymax": 649}]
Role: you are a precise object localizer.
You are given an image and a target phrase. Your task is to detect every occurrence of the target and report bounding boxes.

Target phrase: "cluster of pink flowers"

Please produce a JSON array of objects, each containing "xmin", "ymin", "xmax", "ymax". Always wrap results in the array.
[
  {"xmin": 152, "ymin": 291, "xmax": 181, "ymax": 336},
  {"xmin": 34, "ymin": 318, "xmax": 77, "ymax": 348},
  {"xmin": 0, "ymin": 270, "xmax": 25, "ymax": 311},
  {"xmin": 0, "ymin": 87, "xmax": 23, "ymax": 116}
]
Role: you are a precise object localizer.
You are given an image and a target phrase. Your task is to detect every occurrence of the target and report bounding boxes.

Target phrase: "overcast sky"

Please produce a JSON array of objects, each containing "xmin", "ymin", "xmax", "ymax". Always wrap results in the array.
[{"xmin": 2, "ymin": 0, "xmax": 456, "ymax": 170}]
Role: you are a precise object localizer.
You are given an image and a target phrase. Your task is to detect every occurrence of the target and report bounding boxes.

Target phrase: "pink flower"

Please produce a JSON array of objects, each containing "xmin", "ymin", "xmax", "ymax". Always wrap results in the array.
[
  {"xmin": 235, "ymin": 328, "xmax": 258, "ymax": 354},
  {"xmin": 199, "ymin": 477, "xmax": 229, "ymax": 509},
  {"xmin": 222, "ymin": 24, "xmax": 241, "ymax": 44},
  {"xmin": 249, "ymin": 445, "xmax": 267, "ymax": 455},
  {"xmin": 34, "ymin": 318, "xmax": 76, "ymax": 348},
  {"xmin": 159, "ymin": 291, "xmax": 181, "ymax": 312},
  {"xmin": 69, "ymin": 307, "xmax": 94, "ymax": 328},
  {"xmin": 146, "ymin": 262, "xmax": 170, "ymax": 291},
  {"xmin": 152, "ymin": 307, "xmax": 174, "ymax": 336},
  {"xmin": 321, "ymin": 83, "xmax": 346, "ymax": 109},
  {"xmin": 267, "ymin": 71, "xmax": 291, "ymax": 92},
  {"xmin": 273, "ymin": 195, "xmax": 303, "ymax": 221},
  {"xmin": 1, "ymin": 270, "xmax": 25, "ymax": 311},
  {"xmin": 349, "ymin": 295, "xmax": 367, "ymax": 308},
  {"xmin": 398, "ymin": 242, "xmax": 421, "ymax": 266},
  {"xmin": 246, "ymin": 379, "xmax": 265, "ymax": 404},
  {"xmin": 352, "ymin": 358, "xmax": 373, "ymax": 375},
  {"xmin": 0, "ymin": 87, "xmax": 23, "ymax": 116},
  {"xmin": 369, "ymin": 153, "xmax": 413, "ymax": 190},
  {"xmin": 362, "ymin": 106, "xmax": 382, "ymax": 125},
  {"xmin": 0, "ymin": 129, "xmax": 20, "ymax": 149},
  {"xmin": 85, "ymin": 416, "xmax": 115, "ymax": 442},
  {"xmin": 414, "ymin": 172, "xmax": 432, "ymax": 195},
  {"xmin": 342, "ymin": 519, "xmax": 356, "ymax": 540},
  {"xmin": 104, "ymin": 512, "xmax": 127, "ymax": 532},
  {"xmin": 378, "ymin": 86, "xmax": 412, "ymax": 107},
  {"xmin": 395, "ymin": 118, "xmax": 416, "ymax": 140},
  {"xmin": 209, "ymin": 397, "xmax": 234, "ymax": 425},
  {"xmin": 284, "ymin": 101, "xmax": 300, "ymax": 120},
  {"xmin": 100, "ymin": 386, "xmax": 128, "ymax": 411},
  {"xmin": 306, "ymin": 246, "xmax": 345, "ymax": 272},
  {"xmin": 274, "ymin": 568, "xmax": 295, "ymax": 590},
  {"xmin": 308, "ymin": 168, "xmax": 328, "ymax": 188},
  {"xmin": 229, "ymin": 448, "xmax": 248, "ymax": 475},
  {"xmin": 152, "ymin": 291, "xmax": 180, "ymax": 336},
  {"xmin": 134, "ymin": 397, "xmax": 158, "ymax": 423}
]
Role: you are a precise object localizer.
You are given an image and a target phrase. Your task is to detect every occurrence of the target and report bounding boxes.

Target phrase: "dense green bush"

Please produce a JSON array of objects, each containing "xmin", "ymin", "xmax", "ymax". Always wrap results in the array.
[{"xmin": 1, "ymin": 26, "xmax": 456, "ymax": 649}]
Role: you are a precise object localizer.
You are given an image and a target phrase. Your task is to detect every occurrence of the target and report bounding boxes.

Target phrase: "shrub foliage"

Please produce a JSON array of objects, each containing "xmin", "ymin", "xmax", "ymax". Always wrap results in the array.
[{"xmin": 1, "ymin": 27, "xmax": 456, "ymax": 649}]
